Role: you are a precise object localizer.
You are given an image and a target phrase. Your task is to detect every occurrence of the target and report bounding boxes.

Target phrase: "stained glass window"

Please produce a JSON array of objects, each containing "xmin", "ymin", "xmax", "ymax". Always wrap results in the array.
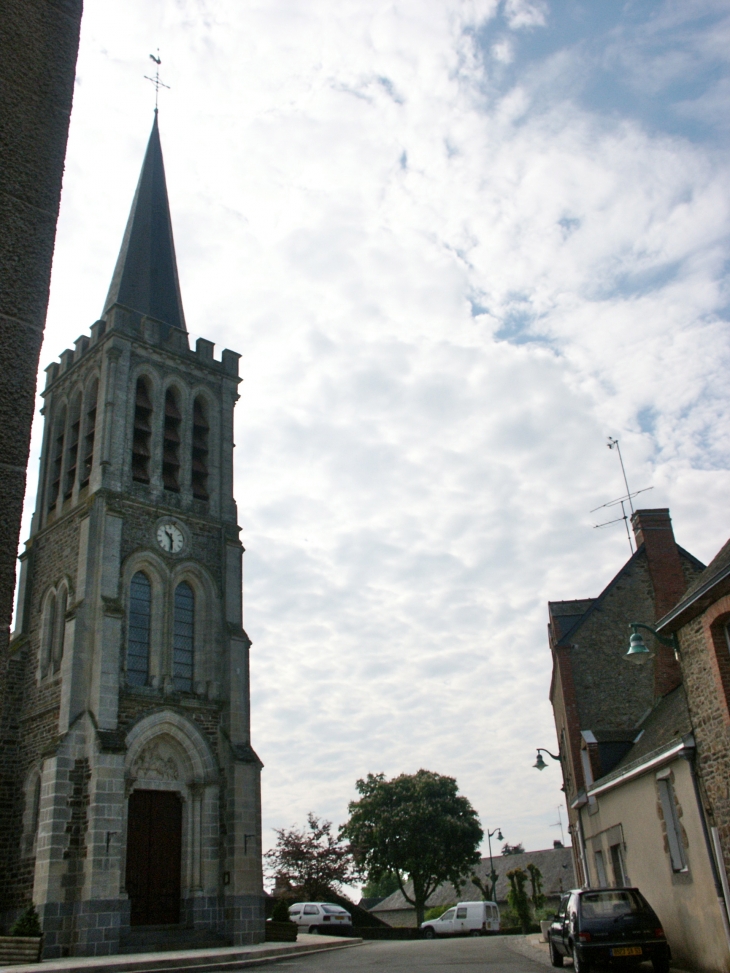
[
  {"xmin": 173, "ymin": 582, "xmax": 194, "ymax": 692},
  {"xmin": 127, "ymin": 572, "xmax": 151, "ymax": 686}
]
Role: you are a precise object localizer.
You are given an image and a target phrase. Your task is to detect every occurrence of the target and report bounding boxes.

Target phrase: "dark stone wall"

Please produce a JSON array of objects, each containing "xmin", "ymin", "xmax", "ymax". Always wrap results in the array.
[{"xmin": 0, "ymin": 0, "xmax": 83, "ymax": 830}]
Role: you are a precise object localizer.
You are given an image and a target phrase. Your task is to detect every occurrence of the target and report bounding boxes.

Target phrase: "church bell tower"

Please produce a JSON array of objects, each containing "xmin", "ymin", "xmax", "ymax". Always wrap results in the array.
[{"xmin": 2, "ymin": 115, "xmax": 264, "ymax": 956}]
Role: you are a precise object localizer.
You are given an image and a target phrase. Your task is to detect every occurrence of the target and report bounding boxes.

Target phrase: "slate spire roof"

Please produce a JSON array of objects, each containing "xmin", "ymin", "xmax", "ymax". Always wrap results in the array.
[{"xmin": 102, "ymin": 113, "xmax": 186, "ymax": 331}]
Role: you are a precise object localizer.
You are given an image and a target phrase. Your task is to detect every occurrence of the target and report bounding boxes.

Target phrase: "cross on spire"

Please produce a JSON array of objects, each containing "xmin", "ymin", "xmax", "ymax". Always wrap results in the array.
[{"xmin": 144, "ymin": 50, "xmax": 170, "ymax": 112}]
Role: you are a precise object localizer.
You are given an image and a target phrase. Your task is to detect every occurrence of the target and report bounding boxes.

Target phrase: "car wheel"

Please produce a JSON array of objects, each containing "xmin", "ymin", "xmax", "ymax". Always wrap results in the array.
[
  {"xmin": 652, "ymin": 956, "xmax": 670, "ymax": 973},
  {"xmin": 572, "ymin": 945, "xmax": 590, "ymax": 973},
  {"xmin": 308, "ymin": 925, "xmax": 318, "ymax": 934},
  {"xmin": 549, "ymin": 937, "xmax": 564, "ymax": 968},
  {"xmin": 423, "ymin": 927, "xmax": 435, "ymax": 939},
  {"xmin": 470, "ymin": 930, "xmax": 482, "ymax": 937}
]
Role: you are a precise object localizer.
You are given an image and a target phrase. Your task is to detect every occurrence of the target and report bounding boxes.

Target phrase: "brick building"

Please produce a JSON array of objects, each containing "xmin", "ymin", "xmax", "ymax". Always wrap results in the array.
[
  {"xmin": 657, "ymin": 537, "xmax": 730, "ymax": 920},
  {"xmin": 0, "ymin": 116, "xmax": 264, "ymax": 956},
  {"xmin": 547, "ymin": 510, "xmax": 730, "ymax": 971}
]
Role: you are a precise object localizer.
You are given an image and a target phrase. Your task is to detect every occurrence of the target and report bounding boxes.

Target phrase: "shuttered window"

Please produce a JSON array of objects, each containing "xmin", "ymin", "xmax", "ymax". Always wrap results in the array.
[
  {"xmin": 657, "ymin": 777, "xmax": 687, "ymax": 871},
  {"xmin": 127, "ymin": 572, "xmax": 151, "ymax": 686},
  {"xmin": 173, "ymin": 582, "xmax": 194, "ymax": 692}
]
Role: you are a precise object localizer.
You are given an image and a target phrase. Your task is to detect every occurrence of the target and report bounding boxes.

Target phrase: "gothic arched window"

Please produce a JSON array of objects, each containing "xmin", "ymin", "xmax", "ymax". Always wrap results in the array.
[
  {"xmin": 48, "ymin": 406, "xmax": 67, "ymax": 509},
  {"xmin": 163, "ymin": 388, "xmax": 181, "ymax": 492},
  {"xmin": 53, "ymin": 586, "xmax": 67, "ymax": 674},
  {"xmin": 79, "ymin": 379, "xmax": 99, "ymax": 489},
  {"xmin": 173, "ymin": 582, "xmax": 194, "ymax": 692},
  {"xmin": 191, "ymin": 397, "xmax": 209, "ymax": 501},
  {"xmin": 127, "ymin": 572, "xmax": 151, "ymax": 686},
  {"xmin": 132, "ymin": 377, "xmax": 153, "ymax": 484},
  {"xmin": 40, "ymin": 591, "xmax": 56, "ymax": 678}
]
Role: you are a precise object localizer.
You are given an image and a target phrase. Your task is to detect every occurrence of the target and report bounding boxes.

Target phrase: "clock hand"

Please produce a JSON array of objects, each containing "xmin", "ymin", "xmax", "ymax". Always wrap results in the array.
[{"xmin": 166, "ymin": 527, "xmax": 174, "ymax": 550}]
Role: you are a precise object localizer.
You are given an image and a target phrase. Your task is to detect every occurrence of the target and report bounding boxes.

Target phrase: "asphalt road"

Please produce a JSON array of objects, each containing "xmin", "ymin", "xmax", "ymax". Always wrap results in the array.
[{"xmin": 270, "ymin": 935, "xmax": 552, "ymax": 973}]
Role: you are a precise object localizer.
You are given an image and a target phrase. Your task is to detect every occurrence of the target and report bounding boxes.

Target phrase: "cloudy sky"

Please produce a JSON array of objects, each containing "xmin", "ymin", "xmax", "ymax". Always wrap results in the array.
[{"xmin": 24, "ymin": 0, "xmax": 730, "ymax": 882}]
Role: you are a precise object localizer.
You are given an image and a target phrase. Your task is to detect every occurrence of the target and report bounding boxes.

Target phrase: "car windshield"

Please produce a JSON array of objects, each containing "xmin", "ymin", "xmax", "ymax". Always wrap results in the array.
[
  {"xmin": 440, "ymin": 909, "xmax": 456, "ymax": 921},
  {"xmin": 322, "ymin": 906, "xmax": 348, "ymax": 914},
  {"xmin": 580, "ymin": 891, "xmax": 644, "ymax": 920}
]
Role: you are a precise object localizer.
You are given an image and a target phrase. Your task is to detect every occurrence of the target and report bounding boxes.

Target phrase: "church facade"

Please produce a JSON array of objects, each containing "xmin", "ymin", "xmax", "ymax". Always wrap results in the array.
[{"xmin": 0, "ymin": 116, "xmax": 264, "ymax": 956}]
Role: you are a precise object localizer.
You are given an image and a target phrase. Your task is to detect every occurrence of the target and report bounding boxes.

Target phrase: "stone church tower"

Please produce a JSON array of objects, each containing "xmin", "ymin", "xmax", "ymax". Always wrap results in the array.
[{"xmin": 1, "ymin": 115, "xmax": 264, "ymax": 956}]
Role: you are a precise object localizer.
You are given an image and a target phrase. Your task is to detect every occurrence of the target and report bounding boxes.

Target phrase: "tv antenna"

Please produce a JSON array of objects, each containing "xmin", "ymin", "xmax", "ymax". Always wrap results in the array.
[
  {"xmin": 551, "ymin": 805, "xmax": 565, "ymax": 846},
  {"xmin": 591, "ymin": 437, "xmax": 653, "ymax": 554},
  {"xmin": 144, "ymin": 50, "xmax": 170, "ymax": 112}
]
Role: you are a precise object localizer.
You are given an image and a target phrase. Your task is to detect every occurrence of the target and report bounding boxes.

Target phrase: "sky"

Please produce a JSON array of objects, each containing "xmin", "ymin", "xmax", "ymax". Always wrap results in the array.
[{"xmin": 22, "ymin": 0, "xmax": 730, "ymax": 887}]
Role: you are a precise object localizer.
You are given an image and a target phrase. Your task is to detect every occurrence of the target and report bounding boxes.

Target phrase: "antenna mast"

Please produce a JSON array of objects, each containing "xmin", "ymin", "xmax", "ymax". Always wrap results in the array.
[{"xmin": 591, "ymin": 438, "xmax": 653, "ymax": 554}]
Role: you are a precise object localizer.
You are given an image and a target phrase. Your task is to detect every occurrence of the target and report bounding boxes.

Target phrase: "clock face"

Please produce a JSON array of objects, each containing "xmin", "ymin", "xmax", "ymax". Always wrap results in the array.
[{"xmin": 157, "ymin": 522, "xmax": 184, "ymax": 554}]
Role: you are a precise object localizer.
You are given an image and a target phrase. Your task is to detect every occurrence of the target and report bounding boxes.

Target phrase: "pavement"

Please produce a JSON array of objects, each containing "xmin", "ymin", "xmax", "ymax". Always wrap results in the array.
[{"xmin": 0, "ymin": 934, "xmax": 362, "ymax": 973}]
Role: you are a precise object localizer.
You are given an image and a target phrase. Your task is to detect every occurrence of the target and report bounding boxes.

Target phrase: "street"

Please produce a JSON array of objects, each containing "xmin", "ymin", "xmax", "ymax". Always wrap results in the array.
[{"xmin": 270, "ymin": 935, "xmax": 552, "ymax": 973}]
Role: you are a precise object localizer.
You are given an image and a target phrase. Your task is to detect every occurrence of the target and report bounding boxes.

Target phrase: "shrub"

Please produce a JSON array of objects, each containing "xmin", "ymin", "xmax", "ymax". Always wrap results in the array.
[
  {"xmin": 271, "ymin": 899, "xmax": 293, "ymax": 923},
  {"xmin": 10, "ymin": 904, "xmax": 41, "ymax": 937}
]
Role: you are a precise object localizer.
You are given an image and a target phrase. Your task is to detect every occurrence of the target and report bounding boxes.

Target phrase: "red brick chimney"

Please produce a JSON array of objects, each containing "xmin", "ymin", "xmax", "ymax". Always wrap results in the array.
[{"xmin": 631, "ymin": 509, "xmax": 685, "ymax": 698}]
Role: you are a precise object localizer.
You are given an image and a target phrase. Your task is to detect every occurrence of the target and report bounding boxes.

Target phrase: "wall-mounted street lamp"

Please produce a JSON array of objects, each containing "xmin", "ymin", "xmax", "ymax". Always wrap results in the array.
[
  {"xmin": 624, "ymin": 623, "xmax": 679, "ymax": 666},
  {"xmin": 533, "ymin": 748, "xmax": 561, "ymax": 771}
]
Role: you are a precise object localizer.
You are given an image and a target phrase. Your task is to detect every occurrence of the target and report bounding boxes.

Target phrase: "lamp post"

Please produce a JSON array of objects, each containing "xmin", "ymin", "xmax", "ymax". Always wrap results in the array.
[
  {"xmin": 624, "ymin": 623, "xmax": 679, "ymax": 665},
  {"xmin": 533, "ymin": 748, "xmax": 561, "ymax": 771},
  {"xmin": 486, "ymin": 827, "xmax": 503, "ymax": 901}
]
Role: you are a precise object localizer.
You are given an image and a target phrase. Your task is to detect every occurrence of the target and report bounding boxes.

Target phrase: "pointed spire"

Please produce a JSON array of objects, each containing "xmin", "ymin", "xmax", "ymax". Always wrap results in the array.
[{"xmin": 103, "ymin": 114, "xmax": 186, "ymax": 331}]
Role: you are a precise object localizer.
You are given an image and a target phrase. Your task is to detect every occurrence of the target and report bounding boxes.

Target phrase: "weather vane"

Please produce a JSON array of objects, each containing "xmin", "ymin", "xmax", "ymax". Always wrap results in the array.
[
  {"xmin": 590, "ymin": 437, "xmax": 653, "ymax": 554},
  {"xmin": 144, "ymin": 50, "xmax": 170, "ymax": 112}
]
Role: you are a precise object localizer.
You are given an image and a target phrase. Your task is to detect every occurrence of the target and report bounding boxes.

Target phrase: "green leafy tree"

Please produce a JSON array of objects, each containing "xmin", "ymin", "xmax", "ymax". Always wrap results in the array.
[
  {"xmin": 471, "ymin": 873, "xmax": 497, "ymax": 902},
  {"xmin": 501, "ymin": 842, "xmax": 524, "ymax": 856},
  {"xmin": 526, "ymin": 863, "xmax": 545, "ymax": 911},
  {"xmin": 271, "ymin": 899, "xmax": 294, "ymax": 923},
  {"xmin": 10, "ymin": 904, "xmax": 41, "ymax": 937},
  {"xmin": 265, "ymin": 813, "xmax": 355, "ymax": 899},
  {"xmin": 341, "ymin": 770, "xmax": 483, "ymax": 927},
  {"xmin": 361, "ymin": 872, "xmax": 400, "ymax": 900},
  {"xmin": 506, "ymin": 868, "xmax": 531, "ymax": 933}
]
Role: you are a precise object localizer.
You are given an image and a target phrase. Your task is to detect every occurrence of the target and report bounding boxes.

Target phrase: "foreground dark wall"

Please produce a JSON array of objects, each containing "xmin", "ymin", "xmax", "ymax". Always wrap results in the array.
[{"xmin": 0, "ymin": 0, "xmax": 83, "ymax": 846}]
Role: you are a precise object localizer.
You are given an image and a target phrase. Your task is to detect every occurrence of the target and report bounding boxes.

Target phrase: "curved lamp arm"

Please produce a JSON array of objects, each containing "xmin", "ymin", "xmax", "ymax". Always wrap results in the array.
[
  {"xmin": 533, "ymin": 747, "xmax": 561, "ymax": 771},
  {"xmin": 625, "ymin": 622, "xmax": 680, "ymax": 665}
]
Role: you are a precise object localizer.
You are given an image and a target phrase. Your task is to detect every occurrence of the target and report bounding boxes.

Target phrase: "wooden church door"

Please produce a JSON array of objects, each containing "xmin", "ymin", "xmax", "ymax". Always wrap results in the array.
[{"xmin": 126, "ymin": 790, "xmax": 182, "ymax": 925}]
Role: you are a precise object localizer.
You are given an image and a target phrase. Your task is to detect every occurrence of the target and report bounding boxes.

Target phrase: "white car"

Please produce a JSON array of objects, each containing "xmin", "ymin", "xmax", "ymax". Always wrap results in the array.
[
  {"xmin": 421, "ymin": 900, "xmax": 500, "ymax": 938},
  {"xmin": 288, "ymin": 902, "xmax": 353, "ymax": 934}
]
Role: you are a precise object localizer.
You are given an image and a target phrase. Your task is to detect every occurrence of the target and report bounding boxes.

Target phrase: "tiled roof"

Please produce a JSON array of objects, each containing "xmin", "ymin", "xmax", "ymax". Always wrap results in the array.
[
  {"xmin": 657, "ymin": 538, "xmax": 730, "ymax": 632},
  {"xmin": 370, "ymin": 846, "xmax": 575, "ymax": 912}
]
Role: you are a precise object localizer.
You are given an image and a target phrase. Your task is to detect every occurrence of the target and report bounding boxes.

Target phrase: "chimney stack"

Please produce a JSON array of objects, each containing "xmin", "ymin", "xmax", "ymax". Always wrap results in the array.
[{"xmin": 631, "ymin": 509, "xmax": 686, "ymax": 697}]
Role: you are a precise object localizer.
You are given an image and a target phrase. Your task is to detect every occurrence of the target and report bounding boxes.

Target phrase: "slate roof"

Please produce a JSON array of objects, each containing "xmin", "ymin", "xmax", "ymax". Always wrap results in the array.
[
  {"xmin": 103, "ymin": 113, "xmax": 187, "ymax": 331},
  {"xmin": 587, "ymin": 684, "xmax": 692, "ymax": 792},
  {"xmin": 370, "ymin": 846, "xmax": 575, "ymax": 913},
  {"xmin": 658, "ymin": 537, "xmax": 730, "ymax": 632}
]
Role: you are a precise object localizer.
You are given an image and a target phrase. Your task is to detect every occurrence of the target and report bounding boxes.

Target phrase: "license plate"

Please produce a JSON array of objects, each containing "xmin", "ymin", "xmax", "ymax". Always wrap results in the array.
[
  {"xmin": 335, "ymin": 916, "xmax": 345, "ymax": 921},
  {"xmin": 611, "ymin": 947, "xmax": 643, "ymax": 957}
]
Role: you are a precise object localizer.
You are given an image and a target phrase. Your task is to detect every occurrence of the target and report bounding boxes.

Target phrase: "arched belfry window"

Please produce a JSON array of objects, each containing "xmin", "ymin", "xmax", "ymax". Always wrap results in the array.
[
  {"xmin": 79, "ymin": 379, "xmax": 98, "ymax": 489},
  {"xmin": 127, "ymin": 572, "xmax": 151, "ymax": 686},
  {"xmin": 63, "ymin": 394, "xmax": 82, "ymax": 500},
  {"xmin": 191, "ymin": 397, "xmax": 209, "ymax": 500},
  {"xmin": 173, "ymin": 582, "xmax": 194, "ymax": 692},
  {"xmin": 163, "ymin": 388, "xmax": 182, "ymax": 492},
  {"xmin": 48, "ymin": 406, "xmax": 67, "ymax": 509},
  {"xmin": 132, "ymin": 378, "xmax": 152, "ymax": 484}
]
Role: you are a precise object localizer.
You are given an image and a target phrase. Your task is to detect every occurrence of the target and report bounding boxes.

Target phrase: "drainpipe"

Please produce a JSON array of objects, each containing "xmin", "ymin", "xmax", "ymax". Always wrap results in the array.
[{"xmin": 687, "ymin": 754, "xmax": 730, "ymax": 952}]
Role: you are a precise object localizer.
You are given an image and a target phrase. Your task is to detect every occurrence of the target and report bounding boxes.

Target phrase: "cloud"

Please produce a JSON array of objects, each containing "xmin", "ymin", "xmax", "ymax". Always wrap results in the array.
[{"xmin": 22, "ymin": 0, "xmax": 730, "ymax": 877}]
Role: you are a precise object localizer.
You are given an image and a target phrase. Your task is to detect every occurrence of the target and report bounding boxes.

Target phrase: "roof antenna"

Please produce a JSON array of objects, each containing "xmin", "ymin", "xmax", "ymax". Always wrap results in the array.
[
  {"xmin": 144, "ymin": 50, "xmax": 170, "ymax": 113},
  {"xmin": 590, "ymin": 437, "xmax": 653, "ymax": 555}
]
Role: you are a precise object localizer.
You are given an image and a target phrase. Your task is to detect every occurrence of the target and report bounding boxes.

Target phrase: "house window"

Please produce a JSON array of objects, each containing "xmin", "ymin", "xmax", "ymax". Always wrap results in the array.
[
  {"xmin": 610, "ymin": 843, "xmax": 626, "ymax": 886},
  {"xmin": 594, "ymin": 849, "xmax": 608, "ymax": 886},
  {"xmin": 162, "ymin": 388, "xmax": 181, "ymax": 492},
  {"xmin": 657, "ymin": 777, "xmax": 687, "ymax": 871},
  {"xmin": 132, "ymin": 378, "xmax": 153, "ymax": 483},
  {"xmin": 127, "ymin": 572, "xmax": 151, "ymax": 686},
  {"xmin": 191, "ymin": 396, "xmax": 209, "ymax": 500},
  {"xmin": 63, "ymin": 394, "xmax": 82, "ymax": 499},
  {"xmin": 48, "ymin": 406, "xmax": 67, "ymax": 508},
  {"xmin": 173, "ymin": 582, "xmax": 194, "ymax": 692},
  {"xmin": 79, "ymin": 379, "xmax": 98, "ymax": 489}
]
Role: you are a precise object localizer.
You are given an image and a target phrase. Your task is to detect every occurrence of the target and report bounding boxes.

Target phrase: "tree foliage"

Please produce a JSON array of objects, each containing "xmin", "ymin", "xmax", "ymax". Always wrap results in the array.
[
  {"xmin": 501, "ymin": 842, "xmax": 525, "ymax": 856},
  {"xmin": 10, "ymin": 904, "xmax": 41, "ymax": 937},
  {"xmin": 361, "ymin": 871, "xmax": 400, "ymax": 900},
  {"xmin": 526, "ymin": 862, "xmax": 545, "ymax": 910},
  {"xmin": 506, "ymin": 868, "xmax": 531, "ymax": 933},
  {"xmin": 265, "ymin": 813, "xmax": 355, "ymax": 899},
  {"xmin": 341, "ymin": 770, "xmax": 483, "ymax": 926}
]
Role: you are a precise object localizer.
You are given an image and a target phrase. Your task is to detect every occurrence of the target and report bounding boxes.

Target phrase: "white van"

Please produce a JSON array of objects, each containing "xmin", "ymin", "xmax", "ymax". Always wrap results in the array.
[{"xmin": 420, "ymin": 900, "xmax": 500, "ymax": 938}]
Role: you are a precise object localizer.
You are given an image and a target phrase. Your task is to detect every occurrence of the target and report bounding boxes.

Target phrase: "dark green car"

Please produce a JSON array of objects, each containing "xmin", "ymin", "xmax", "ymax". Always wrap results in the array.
[{"xmin": 548, "ymin": 888, "xmax": 670, "ymax": 973}]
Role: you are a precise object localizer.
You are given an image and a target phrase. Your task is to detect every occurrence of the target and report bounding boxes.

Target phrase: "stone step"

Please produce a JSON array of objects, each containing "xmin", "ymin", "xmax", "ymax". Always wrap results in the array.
[{"xmin": 118, "ymin": 927, "xmax": 231, "ymax": 955}]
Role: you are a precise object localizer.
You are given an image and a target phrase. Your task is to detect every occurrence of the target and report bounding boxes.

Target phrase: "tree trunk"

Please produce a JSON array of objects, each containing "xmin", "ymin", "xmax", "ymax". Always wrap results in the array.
[{"xmin": 415, "ymin": 899, "xmax": 425, "ymax": 928}]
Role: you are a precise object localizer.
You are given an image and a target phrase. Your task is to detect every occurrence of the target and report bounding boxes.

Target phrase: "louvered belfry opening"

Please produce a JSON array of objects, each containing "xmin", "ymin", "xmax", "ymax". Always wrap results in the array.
[
  {"xmin": 163, "ymin": 388, "xmax": 181, "ymax": 491},
  {"xmin": 132, "ymin": 378, "xmax": 152, "ymax": 483},
  {"xmin": 79, "ymin": 379, "xmax": 98, "ymax": 489},
  {"xmin": 48, "ymin": 407, "xmax": 67, "ymax": 509},
  {"xmin": 191, "ymin": 396, "xmax": 209, "ymax": 500},
  {"xmin": 63, "ymin": 394, "xmax": 82, "ymax": 500}
]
